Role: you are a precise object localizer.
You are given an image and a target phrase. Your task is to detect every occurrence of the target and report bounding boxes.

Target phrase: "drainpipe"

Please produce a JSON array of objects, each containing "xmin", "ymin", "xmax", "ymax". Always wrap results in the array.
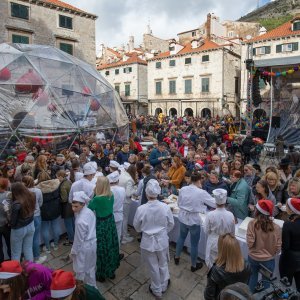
[
  {"xmin": 137, "ymin": 64, "xmax": 139, "ymax": 115},
  {"xmin": 222, "ymin": 48, "xmax": 224, "ymax": 117}
]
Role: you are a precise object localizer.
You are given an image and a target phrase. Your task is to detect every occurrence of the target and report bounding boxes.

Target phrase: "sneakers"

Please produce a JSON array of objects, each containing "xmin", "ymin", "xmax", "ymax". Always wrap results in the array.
[
  {"xmin": 42, "ymin": 246, "xmax": 51, "ymax": 254},
  {"xmin": 35, "ymin": 255, "xmax": 47, "ymax": 264},
  {"xmin": 50, "ymin": 242, "xmax": 59, "ymax": 251},
  {"xmin": 121, "ymin": 236, "xmax": 134, "ymax": 244},
  {"xmin": 191, "ymin": 262, "xmax": 203, "ymax": 272}
]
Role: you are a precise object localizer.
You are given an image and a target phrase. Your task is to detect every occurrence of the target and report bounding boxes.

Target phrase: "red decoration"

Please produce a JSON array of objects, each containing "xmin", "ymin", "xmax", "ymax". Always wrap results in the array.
[
  {"xmin": 15, "ymin": 69, "xmax": 43, "ymax": 94},
  {"xmin": 47, "ymin": 103, "xmax": 57, "ymax": 112},
  {"xmin": 90, "ymin": 98, "xmax": 100, "ymax": 111},
  {"xmin": 32, "ymin": 89, "xmax": 49, "ymax": 106},
  {"xmin": 82, "ymin": 86, "xmax": 92, "ymax": 96},
  {"xmin": 0, "ymin": 67, "xmax": 11, "ymax": 81}
]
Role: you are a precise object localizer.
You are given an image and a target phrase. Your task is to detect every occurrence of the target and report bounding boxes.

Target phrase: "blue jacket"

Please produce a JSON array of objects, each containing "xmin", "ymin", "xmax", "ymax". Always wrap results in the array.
[
  {"xmin": 203, "ymin": 180, "xmax": 229, "ymax": 195},
  {"xmin": 149, "ymin": 148, "xmax": 169, "ymax": 166},
  {"xmin": 227, "ymin": 178, "xmax": 251, "ymax": 220},
  {"xmin": 116, "ymin": 150, "xmax": 129, "ymax": 165}
]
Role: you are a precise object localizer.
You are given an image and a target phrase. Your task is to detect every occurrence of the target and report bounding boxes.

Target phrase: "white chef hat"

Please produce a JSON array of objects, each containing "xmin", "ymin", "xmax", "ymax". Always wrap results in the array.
[
  {"xmin": 90, "ymin": 161, "xmax": 98, "ymax": 170},
  {"xmin": 83, "ymin": 162, "xmax": 97, "ymax": 176},
  {"xmin": 123, "ymin": 162, "xmax": 130, "ymax": 170},
  {"xmin": 110, "ymin": 160, "xmax": 120, "ymax": 169},
  {"xmin": 73, "ymin": 191, "xmax": 90, "ymax": 204},
  {"xmin": 212, "ymin": 188, "xmax": 227, "ymax": 205},
  {"xmin": 146, "ymin": 179, "xmax": 161, "ymax": 198},
  {"xmin": 107, "ymin": 171, "xmax": 120, "ymax": 183}
]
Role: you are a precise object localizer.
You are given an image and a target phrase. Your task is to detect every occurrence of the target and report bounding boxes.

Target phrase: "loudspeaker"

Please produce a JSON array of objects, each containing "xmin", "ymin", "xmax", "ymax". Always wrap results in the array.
[{"xmin": 271, "ymin": 116, "xmax": 281, "ymax": 128}]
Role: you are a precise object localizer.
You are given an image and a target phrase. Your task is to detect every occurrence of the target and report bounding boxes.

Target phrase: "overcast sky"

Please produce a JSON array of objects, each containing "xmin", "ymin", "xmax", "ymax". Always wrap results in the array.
[{"xmin": 67, "ymin": 0, "xmax": 270, "ymax": 53}]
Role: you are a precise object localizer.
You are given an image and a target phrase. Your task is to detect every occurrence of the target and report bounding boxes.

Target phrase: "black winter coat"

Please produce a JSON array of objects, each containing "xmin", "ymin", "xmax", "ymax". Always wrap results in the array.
[{"xmin": 204, "ymin": 263, "xmax": 251, "ymax": 300}]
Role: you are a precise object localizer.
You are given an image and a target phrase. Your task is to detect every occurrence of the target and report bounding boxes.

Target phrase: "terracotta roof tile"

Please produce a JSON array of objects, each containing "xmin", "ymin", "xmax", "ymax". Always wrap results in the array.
[
  {"xmin": 150, "ymin": 39, "xmax": 220, "ymax": 60},
  {"xmin": 97, "ymin": 53, "xmax": 147, "ymax": 70},
  {"xmin": 41, "ymin": 0, "xmax": 96, "ymax": 16},
  {"xmin": 251, "ymin": 18, "xmax": 300, "ymax": 42},
  {"xmin": 106, "ymin": 47, "xmax": 122, "ymax": 58}
]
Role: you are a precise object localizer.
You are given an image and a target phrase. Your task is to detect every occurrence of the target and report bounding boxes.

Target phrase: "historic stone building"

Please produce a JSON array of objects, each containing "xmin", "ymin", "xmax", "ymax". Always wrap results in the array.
[
  {"xmin": 97, "ymin": 53, "xmax": 148, "ymax": 115},
  {"xmin": 0, "ymin": 0, "xmax": 97, "ymax": 65},
  {"xmin": 147, "ymin": 38, "xmax": 241, "ymax": 118}
]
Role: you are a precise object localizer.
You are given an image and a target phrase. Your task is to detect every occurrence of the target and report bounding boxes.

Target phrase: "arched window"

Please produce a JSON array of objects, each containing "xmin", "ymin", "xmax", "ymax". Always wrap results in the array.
[
  {"xmin": 155, "ymin": 107, "xmax": 162, "ymax": 116},
  {"xmin": 184, "ymin": 108, "xmax": 193, "ymax": 117},
  {"xmin": 169, "ymin": 108, "xmax": 177, "ymax": 117},
  {"xmin": 201, "ymin": 108, "xmax": 211, "ymax": 118}
]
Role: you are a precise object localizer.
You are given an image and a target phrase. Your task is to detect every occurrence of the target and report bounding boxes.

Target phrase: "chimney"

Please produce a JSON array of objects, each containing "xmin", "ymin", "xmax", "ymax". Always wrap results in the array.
[
  {"xmin": 206, "ymin": 13, "xmax": 211, "ymax": 40},
  {"xmin": 129, "ymin": 36, "xmax": 134, "ymax": 52}
]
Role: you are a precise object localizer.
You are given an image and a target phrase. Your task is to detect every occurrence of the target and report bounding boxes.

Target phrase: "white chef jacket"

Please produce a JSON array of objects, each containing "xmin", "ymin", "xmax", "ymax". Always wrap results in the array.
[
  {"xmin": 178, "ymin": 184, "xmax": 216, "ymax": 226},
  {"xmin": 91, "ymin": 171, "xmax": 104, "ymax": 186},
  {"xmin": 133, "ymin": 200, "xmax": 174, "ymax": 252},
  {"xmin": 111, "ymin": 185, "xmax": 125, "ymax": 222},
  {"xmin": 119, "ymin": 171, "xmax": 137, "ymax": 204},
  {"xmin": 71, "ymin": 206, "xmax": 97, "ymax": 273},
  {"xmin": 68, "ymin": 177, "xmax": 94, "ymax": 203},
  {"xmin": 204, "ymin": 207, "xmax": 235, "ymax": 268}
]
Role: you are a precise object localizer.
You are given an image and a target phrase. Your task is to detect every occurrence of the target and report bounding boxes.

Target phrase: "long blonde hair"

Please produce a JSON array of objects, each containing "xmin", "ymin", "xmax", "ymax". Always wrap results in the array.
[
  {"xmin": 94, "ymin": 176, "xmax": 112, "ymax": 197},
  {"xmin": 216, "ymin": 234, "xmax": 244, "ymax": 273}
]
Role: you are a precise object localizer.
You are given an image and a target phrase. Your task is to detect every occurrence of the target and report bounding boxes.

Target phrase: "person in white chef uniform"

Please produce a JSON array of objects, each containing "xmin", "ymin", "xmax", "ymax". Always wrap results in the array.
[
  {"xmin": 70, "ymin": 191, "xmax": 97, "ymax": 287},
  {"xmin": 133, "ymin": 179, "xmax": 174, "ymax": 299},
  {"xmin": 204, "ymin": 188, "xmax": 235, "ymax": 269},
  {"xmin": 107, "ymin": 171, "xmax": 125, "ymax": 247},
  {"xmin": 174, "ymin": 171, "xmax": 216, "ymax": 272},
  {"xmin": 68, "ymin": 162, "xmax": 96, "ymax": 202}
]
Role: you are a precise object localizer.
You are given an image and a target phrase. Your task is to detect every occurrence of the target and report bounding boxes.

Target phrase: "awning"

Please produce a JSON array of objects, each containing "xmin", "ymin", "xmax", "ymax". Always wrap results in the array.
[{"xmin": 254, "ymin": 56, "xmax": 300, "ymax": 68}]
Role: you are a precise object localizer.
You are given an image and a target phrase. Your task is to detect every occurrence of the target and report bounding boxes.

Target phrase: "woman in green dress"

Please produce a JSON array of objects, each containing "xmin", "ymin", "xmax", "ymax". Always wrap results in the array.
[{"xmin": 88, "ymin": 176, "xmax": 120, "ymax": 282}]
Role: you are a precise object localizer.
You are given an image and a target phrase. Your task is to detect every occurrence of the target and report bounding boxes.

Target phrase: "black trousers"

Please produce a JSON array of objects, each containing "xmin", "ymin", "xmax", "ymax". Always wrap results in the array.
[{"xmin": 0, "ymin": 224, "xmax": 11, "ymax": 262}]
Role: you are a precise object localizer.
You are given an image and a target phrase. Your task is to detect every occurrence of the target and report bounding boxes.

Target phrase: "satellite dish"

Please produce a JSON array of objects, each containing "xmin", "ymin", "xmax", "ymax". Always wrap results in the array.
[{"xmin": 246, "ymin": 35, "xmax": 252, "ymax": 40}]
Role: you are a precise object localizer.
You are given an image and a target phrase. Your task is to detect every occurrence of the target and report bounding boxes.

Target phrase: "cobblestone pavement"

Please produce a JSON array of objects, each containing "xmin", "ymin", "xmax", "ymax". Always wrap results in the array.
[{"xmin": 44, "ymin": 227, "xmax": 208, "ymax": 300}]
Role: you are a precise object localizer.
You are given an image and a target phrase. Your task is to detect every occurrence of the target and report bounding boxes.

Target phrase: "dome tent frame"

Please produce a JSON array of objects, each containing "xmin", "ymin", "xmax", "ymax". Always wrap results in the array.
[{"xmin": 0, "ymin": 43, "xmax": 128, "ymax": 156}]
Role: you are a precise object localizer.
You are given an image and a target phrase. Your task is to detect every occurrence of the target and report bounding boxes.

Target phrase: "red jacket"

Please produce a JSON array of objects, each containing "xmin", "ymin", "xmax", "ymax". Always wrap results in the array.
[{"xmin": 134, "ymin": 141, "xmax": 143, "ymax": 153}]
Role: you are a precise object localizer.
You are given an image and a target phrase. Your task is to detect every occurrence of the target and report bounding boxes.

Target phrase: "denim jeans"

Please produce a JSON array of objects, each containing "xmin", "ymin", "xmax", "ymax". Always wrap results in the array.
[
  {"xmin": 175, "ymin": 222, "xmax": 201, "ymax": 267},
  {"xmin": 33, "ymin": 215, "xmax": 41, "ymax": 259},
  {"xmin": 64, "ymin": 217, "xmax": 75, "ymax": 242},
  {"xmin": 0, "ymin": 224, "xmax": 11, "ymax": 262},
  {"xmin": 248, "ymin": 256, "xmax": 275, "ymax": 293},
  {"xmin": 41, "ymin": 217, "xmax": 60, "ymax": 249},
  {"xmin": 11, "ymin": 221, "xmax": 35, "ymax": 261}
]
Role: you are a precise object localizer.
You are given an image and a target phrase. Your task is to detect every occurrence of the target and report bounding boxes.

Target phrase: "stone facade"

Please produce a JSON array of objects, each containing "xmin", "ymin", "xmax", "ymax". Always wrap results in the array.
[
  {"xmin": 148, "ymin": 44, "xmax": 241, "ymax": 118},
  {"xmin": 0, "ymin": 0, "xmax": 97, "ymax": 65},
  {"xmin": 98, "ymin": 61, "xmax": 148, "ymax": 115},
  {"xmin": 143, "ymin": 34, "xmax": 169, "ymax": 53}
]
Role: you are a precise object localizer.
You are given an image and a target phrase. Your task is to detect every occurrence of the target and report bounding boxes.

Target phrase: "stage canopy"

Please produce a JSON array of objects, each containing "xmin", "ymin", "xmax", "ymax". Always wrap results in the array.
[{"xmin": 0, "ymin": 43, "xmax": 128, "ymax": 155}]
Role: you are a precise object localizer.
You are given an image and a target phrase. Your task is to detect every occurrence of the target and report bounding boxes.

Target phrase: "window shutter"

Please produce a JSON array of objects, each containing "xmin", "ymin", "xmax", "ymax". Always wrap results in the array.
[
  {"xmin": 292, "ymin": 42, "xmax": 299, "ymax": 51},
  {"xmin": 252, "ymin": 48, "xmax": 256, "ymax": 56},
  {"xmin": 276, "ymin": 45, "xmax": 282, "ymax": 53},
  {"xmin": 265, "ymin": 46, "xmax": 271, "ymax": 54}
]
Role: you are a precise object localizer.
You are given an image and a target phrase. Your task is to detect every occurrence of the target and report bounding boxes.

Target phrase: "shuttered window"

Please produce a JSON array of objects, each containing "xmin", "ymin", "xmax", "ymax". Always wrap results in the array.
[
  {"xmin": 12, "ymin": 34, "xmax": 29, "ymax": 44},
  {"xmin": 60, "ymin": 43, "xmax": 73, "ymax": 55},
  {"xmin": 11, "ymin": 3, "xmax": 29, "ymax": 20}
]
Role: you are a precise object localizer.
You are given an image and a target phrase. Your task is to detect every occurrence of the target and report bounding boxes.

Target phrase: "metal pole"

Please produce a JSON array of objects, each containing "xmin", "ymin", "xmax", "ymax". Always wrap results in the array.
[
  {"xmin": 246, "ymin": 43, "xmax": 253, "ymax": 135},
  {"xmin": 266, "ymin": 68, "xmax": 273, "ymax": 142}
]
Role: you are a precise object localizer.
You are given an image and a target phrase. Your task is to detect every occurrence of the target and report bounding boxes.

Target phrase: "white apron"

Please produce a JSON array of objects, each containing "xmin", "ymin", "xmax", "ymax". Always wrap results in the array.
[
  {"xmin": 205, "ymin": 232, "xmax": 219, "ymax": 269},
  {"xmin": 71, "ymin": 239, "xmax": 97, "ymax": 287}
]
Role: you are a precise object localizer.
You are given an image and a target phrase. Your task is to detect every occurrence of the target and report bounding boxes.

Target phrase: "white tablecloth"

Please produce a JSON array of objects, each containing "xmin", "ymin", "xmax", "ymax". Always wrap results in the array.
[{"xmin": 128, "ymin": 200, "xmax": 280, "ymax": 278}]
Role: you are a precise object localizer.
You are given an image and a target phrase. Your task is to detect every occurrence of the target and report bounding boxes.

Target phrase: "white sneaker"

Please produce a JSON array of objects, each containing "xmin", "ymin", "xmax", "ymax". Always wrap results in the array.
[
  {"xmin": 42, "ymin": 246, "xmax": 51, "ymax": 254},
  {"xmin": 121, "ymin": 236, "xmax": 134, "ymax": 244},
  {"xmin": 35, "ymin": 255, "xmax": 47, "ymax": 264},
  {"xmin": 50, "ymin": 242, "xmax": 59, "ymax": 251}
]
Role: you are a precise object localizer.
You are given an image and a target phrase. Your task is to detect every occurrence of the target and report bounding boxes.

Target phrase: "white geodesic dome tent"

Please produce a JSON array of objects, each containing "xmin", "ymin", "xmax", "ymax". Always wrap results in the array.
[{"xmin": 0, "ymin": 43, "xmax": 128, "ymax": 156}]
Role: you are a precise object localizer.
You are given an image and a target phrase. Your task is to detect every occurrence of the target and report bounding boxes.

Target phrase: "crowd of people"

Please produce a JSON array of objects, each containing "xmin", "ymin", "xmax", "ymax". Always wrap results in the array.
[{"xmin": 0, "ymin": 114, "xmax": 299, "ymax": 299}]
